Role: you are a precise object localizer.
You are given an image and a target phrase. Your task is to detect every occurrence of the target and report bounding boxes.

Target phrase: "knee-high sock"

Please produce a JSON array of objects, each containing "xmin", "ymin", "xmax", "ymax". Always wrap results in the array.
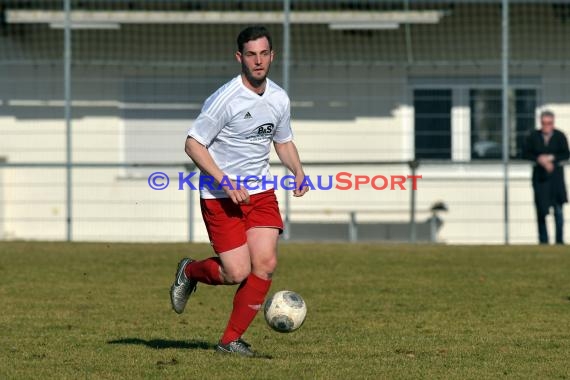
[
  {"xmin": 184, "ymin": 257, "xmax": 223, "ymax": 285},
  {"xmin": 220, "ymin": 273, "xmax": 271, "ymax": 345}
]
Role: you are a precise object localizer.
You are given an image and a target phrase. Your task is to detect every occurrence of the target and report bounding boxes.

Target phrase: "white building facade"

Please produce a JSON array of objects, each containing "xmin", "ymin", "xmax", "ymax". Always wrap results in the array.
[{"xmin": 1, "ymin": 1, "xmax": 569, "ymax": 243}]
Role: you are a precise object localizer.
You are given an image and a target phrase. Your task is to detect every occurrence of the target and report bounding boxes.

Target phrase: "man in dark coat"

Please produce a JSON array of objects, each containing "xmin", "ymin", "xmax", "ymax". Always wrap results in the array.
[{"xmin": 524, "ymin": 110, "xmax": 569, "ymax": 244}]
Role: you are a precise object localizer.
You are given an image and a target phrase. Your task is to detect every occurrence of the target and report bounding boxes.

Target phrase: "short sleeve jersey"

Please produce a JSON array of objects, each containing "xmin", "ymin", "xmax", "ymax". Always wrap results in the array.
[{"xmin": 187, "ymin": 75, "xmax": 293, "ymax": 199}]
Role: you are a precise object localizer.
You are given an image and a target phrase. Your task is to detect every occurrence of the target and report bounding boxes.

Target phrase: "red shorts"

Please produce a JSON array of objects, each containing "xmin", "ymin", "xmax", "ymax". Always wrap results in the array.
[{"xmin": 200, "ymin": 189, "xmax": 284, "ymax": 254}]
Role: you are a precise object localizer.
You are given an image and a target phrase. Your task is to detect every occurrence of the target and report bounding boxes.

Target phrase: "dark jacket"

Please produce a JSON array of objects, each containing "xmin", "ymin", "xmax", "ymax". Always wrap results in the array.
[{"xmin": 524, "ymin": 129, "xmax": 570, "ymax": 217}]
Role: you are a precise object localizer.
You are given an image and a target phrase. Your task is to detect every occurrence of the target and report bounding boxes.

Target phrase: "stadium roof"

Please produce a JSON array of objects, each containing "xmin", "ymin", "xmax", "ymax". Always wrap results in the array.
[
  {"xmin": 5, "ymin": 9, "xmax": 451, "ymax": 30},
  {"xmin": 6, "ymin": 10, "xmax": 446, "ymax": 25}
]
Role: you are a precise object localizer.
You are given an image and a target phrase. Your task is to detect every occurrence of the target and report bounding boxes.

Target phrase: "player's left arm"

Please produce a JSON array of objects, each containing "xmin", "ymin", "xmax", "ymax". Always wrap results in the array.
[{"xmin": 274, "ymin": 140, "xmax": 308, "ymax": 197}]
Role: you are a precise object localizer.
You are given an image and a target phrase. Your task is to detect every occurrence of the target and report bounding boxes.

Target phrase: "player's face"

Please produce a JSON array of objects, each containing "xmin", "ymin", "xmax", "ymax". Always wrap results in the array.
[
  {"xmin": 541, "ymin": 115, "xmax": 555, "ymax": 134},
  {"xmin": 236, "ymin": 37, "xmax": 274, "ymax": 87}
]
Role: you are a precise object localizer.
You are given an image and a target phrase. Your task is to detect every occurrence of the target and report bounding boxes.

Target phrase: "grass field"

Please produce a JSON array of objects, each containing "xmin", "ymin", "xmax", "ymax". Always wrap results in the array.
[{"xmin": 1, "ymin": 242, "xmax": 569, "ymax": 379}]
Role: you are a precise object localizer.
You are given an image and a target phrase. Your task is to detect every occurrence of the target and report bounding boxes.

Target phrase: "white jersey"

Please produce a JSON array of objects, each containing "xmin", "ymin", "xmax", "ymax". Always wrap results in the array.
[{"xmin": 187, "ymin": 75, "xmax": 293, "ymax": 199}]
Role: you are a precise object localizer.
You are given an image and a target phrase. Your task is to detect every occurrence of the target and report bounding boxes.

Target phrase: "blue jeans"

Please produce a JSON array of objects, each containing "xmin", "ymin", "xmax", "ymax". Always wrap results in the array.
[{"xmin": 538, "ymin": 204, "xmax": 564, "ymax": 244}]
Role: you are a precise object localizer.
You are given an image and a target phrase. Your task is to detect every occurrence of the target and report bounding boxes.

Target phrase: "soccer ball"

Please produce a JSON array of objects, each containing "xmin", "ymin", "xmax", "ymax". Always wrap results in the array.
[{"xmin": 264, "ymin": 290, "xmax": 307, "ymax": 333}]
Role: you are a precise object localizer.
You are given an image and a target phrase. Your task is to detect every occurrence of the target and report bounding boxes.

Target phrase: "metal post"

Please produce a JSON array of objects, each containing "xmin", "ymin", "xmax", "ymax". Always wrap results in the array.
[
  {"xmin": 186, "ymin": 164, "xmax": 194, "ymax": 242},
  {"xmin": 501, "ymin": 0, "xmax": 510, "ymax": 245},
  {"xmin": 283, "ymin": 0, "xmax": 290, "ymax": 92},
  {"xmin": 403, "ymin": 0, "xmax": 414, "ymax": 65},
  {"xmin": 64, "ymin": 0, "xmax": 72, "ymax": 241},
  {"xmin": 408, "ymin": 160, "xmax": 419, "ymax": 243},
  {"xmin": 283, "ymin": 167, "xmax": 290, "ymax": 240},
  {"xmin": 0, "ymin": 157, "xmax": 4, "ymax": 240},
  {"xmin": 348, "ymin": 211, "xmax": 357, "ymax": 242},
  {"xmin": 430, "ymin": 212, "xmax": 437, "ymax": 243},
  {"xmin": 282, "ymin": 0, "xmax": 291, "ymax": 240}
]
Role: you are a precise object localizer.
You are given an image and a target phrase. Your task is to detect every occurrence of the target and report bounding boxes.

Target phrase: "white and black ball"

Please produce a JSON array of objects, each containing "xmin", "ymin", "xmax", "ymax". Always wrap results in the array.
[{"xmin": 264, "ymin": 290, "xmax": 307, "ymax": 333}]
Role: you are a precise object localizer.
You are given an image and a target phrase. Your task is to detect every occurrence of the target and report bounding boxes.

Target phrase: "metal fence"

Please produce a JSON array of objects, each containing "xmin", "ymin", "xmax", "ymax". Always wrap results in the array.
[{"xmin": 1, "ymin": 0, "xmax": 570, "ymax": 244}]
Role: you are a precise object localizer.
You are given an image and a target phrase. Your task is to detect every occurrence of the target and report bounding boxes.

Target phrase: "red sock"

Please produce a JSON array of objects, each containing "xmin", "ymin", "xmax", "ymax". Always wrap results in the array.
[
  {"xmin": 220, "ymin": 273, "xmax": 271, "ymax": 345},
  {"xmin": 184, "ymin": 257, "xmax": 223, "ymax": 285}
]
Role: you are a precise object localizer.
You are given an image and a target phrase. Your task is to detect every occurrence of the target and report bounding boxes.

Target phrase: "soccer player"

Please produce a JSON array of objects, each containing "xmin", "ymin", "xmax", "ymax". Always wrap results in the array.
[{"xmin": 170, "ymin": 25, "xmax": 308, "ymax": 357}]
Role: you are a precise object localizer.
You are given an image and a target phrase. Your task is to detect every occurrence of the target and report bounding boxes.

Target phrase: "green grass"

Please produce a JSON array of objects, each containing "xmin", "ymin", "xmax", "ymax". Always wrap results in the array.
[{"xmin": 1, "ymin": 242, "xmax": 569, "ymax": 379}]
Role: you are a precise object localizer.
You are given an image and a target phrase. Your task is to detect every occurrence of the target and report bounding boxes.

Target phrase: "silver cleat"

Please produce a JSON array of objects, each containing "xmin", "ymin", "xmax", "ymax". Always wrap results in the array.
[
  {"xmin": 216, "ymin": 339, "xmax": 255, "ymax": 357},
  {"xmin": 170, "ymin": 258, "xmax": 197, "ymax": 314}
]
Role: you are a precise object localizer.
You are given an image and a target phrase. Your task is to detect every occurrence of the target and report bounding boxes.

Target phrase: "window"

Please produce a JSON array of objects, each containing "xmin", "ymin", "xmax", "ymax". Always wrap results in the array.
[
  {"xmin": 411, "ymin": 81, "xmax": 538, "ymax": 161},
  {"xmin": 514, "ymin": 89, "xmax": 537, "ymax": 159},
  {"xmin": 470, "ymin": 89, "xmax": 537, "ymax": 159},
  {"xmin": 414, "ymin": 89, "xmax": 452, "ymax": 160}
]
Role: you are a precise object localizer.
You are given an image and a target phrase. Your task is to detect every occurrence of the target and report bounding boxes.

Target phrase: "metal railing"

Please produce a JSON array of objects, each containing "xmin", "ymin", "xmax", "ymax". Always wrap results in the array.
[{"xmin": 1, "ymin": 158, "xmax": 560, "ymax": 243}]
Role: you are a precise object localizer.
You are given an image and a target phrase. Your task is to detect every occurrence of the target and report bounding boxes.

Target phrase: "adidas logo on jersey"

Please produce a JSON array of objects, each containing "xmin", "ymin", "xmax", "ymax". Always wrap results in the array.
[{"xmin": 244, "ymin": 111, "xmax": 253, "ymax": 119}]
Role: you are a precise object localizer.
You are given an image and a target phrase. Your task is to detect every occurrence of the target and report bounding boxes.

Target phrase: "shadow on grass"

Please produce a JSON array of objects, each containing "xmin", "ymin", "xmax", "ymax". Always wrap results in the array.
[
  {"xmin": 108, "ymin": 338, "xmax": 273, "ymax": 359},
  {"xmin": 107, "ymin": 338, "xmax": 216, "ymax": 350}
]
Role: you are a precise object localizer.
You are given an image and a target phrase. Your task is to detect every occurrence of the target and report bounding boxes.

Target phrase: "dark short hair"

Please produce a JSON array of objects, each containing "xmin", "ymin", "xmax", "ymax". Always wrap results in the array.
[
  {"xmin": 237, "ymin": 25, "xmax": 273, "ymax": 53},
  {"xmin": 540, "ymin": 110, "xmax": 555, "ymax": 120}
]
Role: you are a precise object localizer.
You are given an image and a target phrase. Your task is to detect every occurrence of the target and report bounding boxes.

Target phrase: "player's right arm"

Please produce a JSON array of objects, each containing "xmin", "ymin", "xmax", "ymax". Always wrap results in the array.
[
  {"xmin": 187, "ymin": 81, "xmax": 249, "ymax": 204},
  {"xmin": 185, "ymin": 137, "xmax": 250, "ymax": 204}
]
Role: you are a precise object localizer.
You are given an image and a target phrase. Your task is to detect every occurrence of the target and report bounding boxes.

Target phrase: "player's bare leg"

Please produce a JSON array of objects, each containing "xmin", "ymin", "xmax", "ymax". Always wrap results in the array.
[
  {"xmin": 170, "ymin": 243, "xmax": 250, "ymax": 314},
  {"xmin": 247, "ymin": 227, "xmax": 279, "ymax": 280},
  {"xmin": 218, "ymin": 244, "xmax": 251, "ymax": 284},
  {"xmin": 216, "ymin": 228, "xmax": 279, "ymax": 356}
]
